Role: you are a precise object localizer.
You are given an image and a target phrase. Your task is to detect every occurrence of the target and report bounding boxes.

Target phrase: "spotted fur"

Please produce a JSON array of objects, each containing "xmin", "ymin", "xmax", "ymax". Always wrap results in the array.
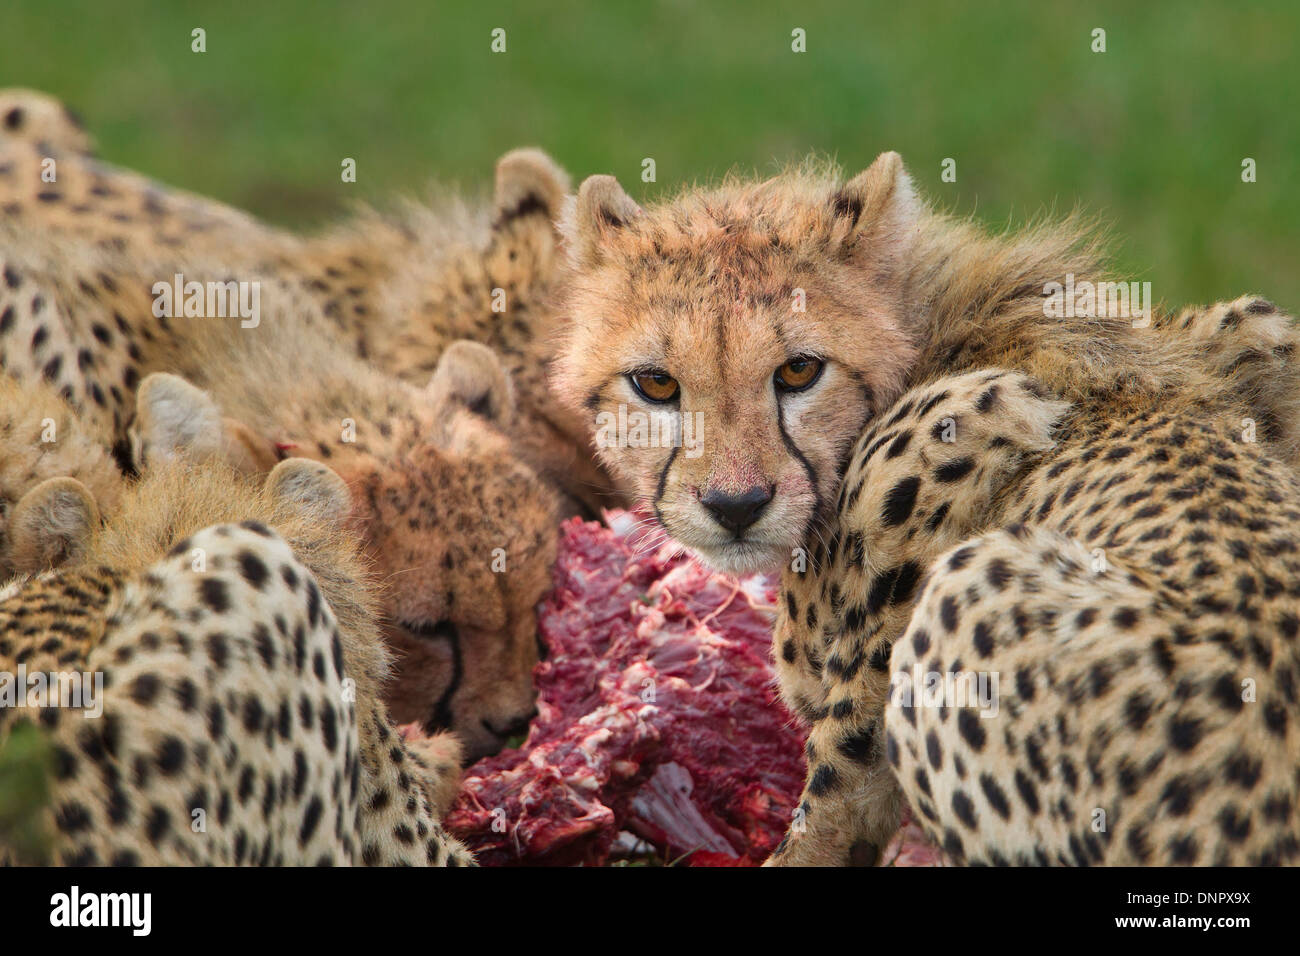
[
  {"xmin": 0, "ymin": 374, "xmax": 123, "ymax": 578},
  {"xmin": 560, "ymin": 152, "xmax": 1300, "ymax": 866},
  {"xmin": 775, "ymin": 311, "xmax": 1300, "ymax": 866},
  {"xmin": 0, "ymin": 212, "xmax": 557, "ymax": 761},
  {"xmin": 0, "ymin": 455, "xmax": 472, "ymax": 865},
  {"xmin": 0, "ymin": 88, "xmax": 95, "ymax": 157},
  {"xmin": 0, "ymin": 93, "xmax": 624, "ymax": 517}
]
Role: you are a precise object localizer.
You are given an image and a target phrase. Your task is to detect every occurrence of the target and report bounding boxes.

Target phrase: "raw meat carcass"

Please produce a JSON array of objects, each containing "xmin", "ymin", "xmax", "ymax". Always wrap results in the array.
[{"xmin": 443, "ymin": 512, "xmax": 942, "ymax": 866}]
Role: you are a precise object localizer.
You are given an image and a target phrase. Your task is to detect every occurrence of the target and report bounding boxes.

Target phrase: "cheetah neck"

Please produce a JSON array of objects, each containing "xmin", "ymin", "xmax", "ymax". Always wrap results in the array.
[{"xmin": 895, "ymin": 211, "xmax": 1203, "ymax": 416}]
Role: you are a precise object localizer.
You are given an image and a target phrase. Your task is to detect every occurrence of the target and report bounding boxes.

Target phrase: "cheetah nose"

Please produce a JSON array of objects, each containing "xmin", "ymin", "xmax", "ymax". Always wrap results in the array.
[
  {"xmin": 483, "ymin": 708, "xmax": 538, "ymax": 740},
  {"xmin": 701, "ymin": 485, "xmax": 773, "ymax": 535}
]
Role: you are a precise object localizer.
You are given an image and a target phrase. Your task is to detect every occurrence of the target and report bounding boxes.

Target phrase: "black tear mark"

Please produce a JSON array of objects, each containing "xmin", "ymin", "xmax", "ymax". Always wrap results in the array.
[{"xmin": 425, "ymin": 621, "xmax": 464, "ymax": 733}]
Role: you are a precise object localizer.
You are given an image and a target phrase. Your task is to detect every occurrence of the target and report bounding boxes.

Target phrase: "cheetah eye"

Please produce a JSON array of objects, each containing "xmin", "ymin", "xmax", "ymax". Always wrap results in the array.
[
  {"xmin": 629, "ymin": 369, "xmax": 680, "ymax": 403},
  {"xmin": 774, "ymin": 356, "xmax": 824, "ymax": 392}
]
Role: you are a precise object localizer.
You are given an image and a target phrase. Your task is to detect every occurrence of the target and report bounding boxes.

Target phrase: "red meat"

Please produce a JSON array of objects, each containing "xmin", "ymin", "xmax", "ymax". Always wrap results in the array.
[{"xmin": 443, "ymin": 512, "xmax": 943, "ymax": 867}]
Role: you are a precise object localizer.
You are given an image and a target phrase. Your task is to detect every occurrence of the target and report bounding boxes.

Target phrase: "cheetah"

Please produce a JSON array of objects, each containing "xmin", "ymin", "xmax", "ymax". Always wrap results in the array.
[
  {"xmin": 0, "ymin": 88, "xmax": 95, "ymax": 157},
  {"xmin": 0, "ymin": 343, "xmax": 277, "ymax": 579},
  {"xmin": 0, "ymin": 92, "xmax": 625, "ymax": 517},
  {"xmin": 554, "ymin": 151, "xmax": 1300, "ymax": 865},
  {"xmin": 0, "ymin": 381, "xmax": 471, "ymax": 865},
  {"xmin": 0, "ymin": 374, "xmax": 123, "ymax": 578},
  {"xmin": 0, "ymin": 226, "xmax": 559, "ymax": 762},
  {"xmin": 1152, "ymin": 295, "xmax": 1300, "ymax": 465}
]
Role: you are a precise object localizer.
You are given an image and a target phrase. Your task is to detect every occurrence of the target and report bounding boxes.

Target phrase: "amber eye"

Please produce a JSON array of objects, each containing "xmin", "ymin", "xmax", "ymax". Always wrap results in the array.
[
  {"xmin": 774, "ymin": 356, "xmax": 824, "ymax": 392},
  {"xmin": 630, "ymin": 369, "xmax": 680, "ymax": 403}
]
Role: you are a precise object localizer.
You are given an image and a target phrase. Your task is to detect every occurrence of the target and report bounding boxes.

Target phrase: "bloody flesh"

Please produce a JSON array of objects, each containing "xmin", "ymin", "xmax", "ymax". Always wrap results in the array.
[{"xmin": 444, "ymin": 512, "xmax": 942, "ymax": 866}]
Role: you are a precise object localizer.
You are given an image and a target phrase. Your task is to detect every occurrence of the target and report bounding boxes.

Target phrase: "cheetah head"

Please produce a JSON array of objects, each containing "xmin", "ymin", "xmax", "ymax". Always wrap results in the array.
[
  {"xmin": 555, "ymin": 152, "xmax": 923, "ymax": 574},
  {"xmin": 0, "ymin": 375, "xmax": 122, "ymax": 579},
  {"xmin": 138, "ymin": 352, "xmax": 557, "ymax": 763},
  {"xmin": 349, "ymin": 343, "xmax": 557, "ymax": 762}
]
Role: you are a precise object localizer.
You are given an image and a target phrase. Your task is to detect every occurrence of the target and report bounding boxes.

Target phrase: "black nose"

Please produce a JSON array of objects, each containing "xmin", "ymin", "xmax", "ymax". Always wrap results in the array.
[
  {"xmin": 701, "ymin": 486, "xmax": 773, "ymax": 534},
  {"xmin": 483, "ymin": 707, "xmax": 538, "ymax": 740}
]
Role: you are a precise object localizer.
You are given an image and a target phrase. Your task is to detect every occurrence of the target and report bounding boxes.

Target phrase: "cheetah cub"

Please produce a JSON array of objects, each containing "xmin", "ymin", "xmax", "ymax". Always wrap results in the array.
[
  {"xmin": 0, "ymin": 374, "xmax": 472, "ymax": 865},
  {"xmin": 557, "ymin": 151, "xmax": 1300, "ymax": 866}
]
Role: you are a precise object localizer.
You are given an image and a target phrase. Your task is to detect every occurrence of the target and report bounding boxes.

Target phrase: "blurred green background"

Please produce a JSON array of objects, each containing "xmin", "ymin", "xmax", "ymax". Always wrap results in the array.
[{"xmin": 3, "ymin": 0, "xmax": 1296, "ymax": 307}]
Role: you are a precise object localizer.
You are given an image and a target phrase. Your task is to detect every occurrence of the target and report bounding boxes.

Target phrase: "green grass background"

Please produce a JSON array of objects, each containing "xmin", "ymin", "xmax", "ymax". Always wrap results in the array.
[{"xmin": 3, "ymin": 0, "xmax": 1296, "ymax": 308}]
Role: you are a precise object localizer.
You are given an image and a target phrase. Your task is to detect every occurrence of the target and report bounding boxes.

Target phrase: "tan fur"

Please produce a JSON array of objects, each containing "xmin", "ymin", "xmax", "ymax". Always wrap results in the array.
[
  {"xmin": 7, "ymin": 476, "xmax": 100, "ymax": 574},
  {"xmin": 1151, "ymin": 295, "xmax": 1300, "ymax": 466},
  {"xmin": 132, "ymin": 371, "xmax": 224, "ymax": 464},
  {"xmin": 558, "ymin": 153, "xmax": 1300, "ymax": 867},
  {"xmin": 0, "ymin": 88, "xmax": 94, "ymax": 156},
  {"xmin": 0, "ymin": 203, "xmax": 558, "ymax": 761},
  {"xmin": 0, "ymin": 115, "xmax": 637, "ymax": 757},
  {"xmin": 132, "ymin": 372, "xmax": 280, "ymax": 474},
  {"xmin": 555, "ymin": 154, "xmax": 1095, "ymax": 573},
  {"xmin": 0, "ymin": 374, "xmax": 122, "ymax": 578},
  {"xmin": 134, "ymin": 304, "xmax": 560, "ymax": 761},
  {"xmin": 1, "ymin": 449, "xmax": 472, "ymax": 865},
  {"xmin": 556, "ymin": 155, "xmax": 1300, "ymax": 577},
  {"xmin": 425, "ymin": 340, "xmax": 516, "ymax": 428},
  {"xmin": 0, "ymin": 112, "xmax": 626, "ymax": 518}
]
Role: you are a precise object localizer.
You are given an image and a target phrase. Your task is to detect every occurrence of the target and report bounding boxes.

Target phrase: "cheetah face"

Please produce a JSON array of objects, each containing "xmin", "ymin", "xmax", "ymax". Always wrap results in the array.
[
  {"xmin": 555, "ymin": 154, "xmax": 923, "ymax": 574},
  {"xmin": 583, "ymin": 328, "xmax": 876, "ymax": 576},
  {"xmin": 345, "ymin": 413, "xmax": 558, "ymax": 762},
  {"xmin": 151, "ymin": 348, "xmax": 560, "ymax": 764}
]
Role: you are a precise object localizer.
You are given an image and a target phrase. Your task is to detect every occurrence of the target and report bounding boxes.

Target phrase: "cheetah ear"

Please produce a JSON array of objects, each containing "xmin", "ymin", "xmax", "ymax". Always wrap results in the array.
[
  {"xmin": 493, "ymin": 147, "xmax": 570, "ymax": 229},
  {"xmin": 8, "ymin": 476, "xmax": 99, "ymax": 574},
  {"xmin": 0, "ymin": 88, "xmax": 96, "ymax": 157},
  {"xmin": 833, "ymin": 151, "xmax": 922, "ymax": 258},
  {"xmin": 134, "ymin": 373, "xmax": 224, "ymax": 465},
  {"xmin": 427, "ymin": 340, "xmax": 515, "ymax": 427},
  {"xmin": 562, "ymin": 174, "xmax": 642, "ymax": 269},
  {"xmin": 135, "ymin": 373, "xmax": 277, "ymax": 474},
  {"xmin": 265, "ymin": 458, "xmax": 353, "ymax": 528}
]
